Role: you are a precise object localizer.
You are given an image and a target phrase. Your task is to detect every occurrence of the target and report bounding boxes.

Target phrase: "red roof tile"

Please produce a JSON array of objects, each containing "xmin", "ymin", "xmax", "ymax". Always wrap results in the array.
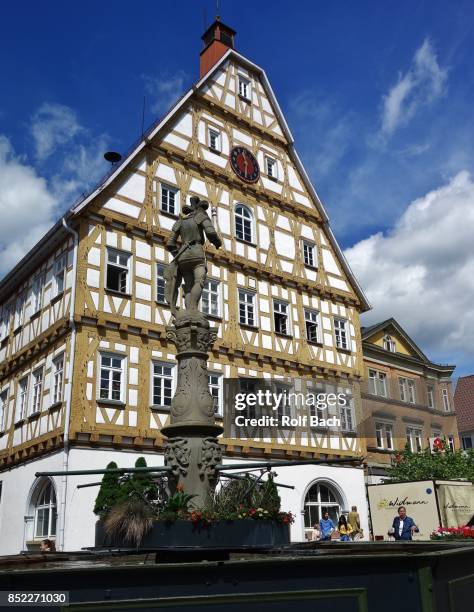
[{"xmin": 454, "ymin": 375, "xmax": 474, "ymax": 432}]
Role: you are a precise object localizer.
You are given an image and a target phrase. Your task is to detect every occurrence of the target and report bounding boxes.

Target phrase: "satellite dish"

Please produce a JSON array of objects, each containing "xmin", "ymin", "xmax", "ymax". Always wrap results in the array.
[{"xmin": 104, "ymin": 151, "xmax": 122, "ymax": 164}]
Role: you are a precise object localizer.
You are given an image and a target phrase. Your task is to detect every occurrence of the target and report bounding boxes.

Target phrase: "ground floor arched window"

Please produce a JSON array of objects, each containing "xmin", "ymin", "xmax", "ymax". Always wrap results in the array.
[
  {"xmin": 304, "ymin": 481, "xmax": 341, "ymax": 531},
  {"xmin": 33, "ymin": 479, "xmax": 57, "ymax": 540}
]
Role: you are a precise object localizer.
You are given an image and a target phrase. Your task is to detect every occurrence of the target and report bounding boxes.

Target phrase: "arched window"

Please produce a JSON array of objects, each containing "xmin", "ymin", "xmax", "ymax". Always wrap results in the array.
[
  {"xmin": 304, "ymin": 481, "xmax": 341, "ymax": 531},
  {"xmin": 33, "ymin": 479, "xmax": 57, "ymax": 540},
  {"xmin": 383, "ymin": 334, "xmax": 395, "ymax": 352},
  {"xmin": 235, "ymin": 204, "xmax": 253, "ymax": 243}
]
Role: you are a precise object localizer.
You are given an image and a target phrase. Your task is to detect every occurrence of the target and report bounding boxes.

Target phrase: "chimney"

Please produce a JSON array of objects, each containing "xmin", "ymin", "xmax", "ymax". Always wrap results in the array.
[{"xmin": 200, "ymin": 17, "xmax": 236, "ymax": 78}]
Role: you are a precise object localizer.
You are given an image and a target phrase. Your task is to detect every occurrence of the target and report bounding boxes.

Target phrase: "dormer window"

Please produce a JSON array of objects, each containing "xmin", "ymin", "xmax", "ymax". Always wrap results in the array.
[
  {"xmin": 265, "ymin": 156, "xmax": 277, "ymax": 180},
  {"xmin": 238, "ymin": 76, "xmax": 251, "ymax": 101},
  {"xmin": 383, "ymin": 334, "xmax": 396, "ymax": 352},
  {"xmin": 208, "ymin": 128, "xmax": 221, "ymax": 152}
]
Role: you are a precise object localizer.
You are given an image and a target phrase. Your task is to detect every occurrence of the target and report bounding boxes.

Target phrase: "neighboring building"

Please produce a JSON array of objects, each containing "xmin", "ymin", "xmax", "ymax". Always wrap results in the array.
[
  {"xmin": 454, "ymin": 375, "xmax": 474, "ymax": 450},
  {"xmin": 0, "ymin": 19, "xmax": 371, "ymax": 554},
  {"xmin": 360, "ymin": 319, "xmax": 458, "ymax": 483}
]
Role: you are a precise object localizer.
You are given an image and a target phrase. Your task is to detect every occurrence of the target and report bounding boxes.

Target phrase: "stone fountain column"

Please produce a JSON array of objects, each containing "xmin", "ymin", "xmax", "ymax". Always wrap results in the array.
[{"xmin": 160, "ymin": 310, "xmax": 223, "ymax": 508}]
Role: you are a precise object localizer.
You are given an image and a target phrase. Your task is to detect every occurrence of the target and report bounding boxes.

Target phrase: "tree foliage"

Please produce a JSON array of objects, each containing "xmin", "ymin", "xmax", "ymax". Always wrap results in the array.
[
  {"xmin": 386, "ymin": 447, "xmax": 474, "ymax": 482},
  {"xmin": 93, "ymin": 461, "xmax": 122, "ymax": 518}
]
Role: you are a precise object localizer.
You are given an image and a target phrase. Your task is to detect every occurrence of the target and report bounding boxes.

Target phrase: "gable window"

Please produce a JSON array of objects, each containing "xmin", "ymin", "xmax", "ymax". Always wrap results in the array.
[
  {"xmin": 31, "ymin": 368, "xmax": 44, "ymax": 415},
  {"xmin": 16, "ymin": 377, "xmax": 28, "ymax": 422},
  {"xmin": 202, "ymin": 279, "xmax": 220, "ymax": 317},
  {"xmin": 152, "ymin": 362, "xmax": 174, "ymax": 407},
  {"xmin": 305, "ymin": 309, "xmax": 321, "ymax": 343},
  {"xmin": 399, "ymin": 377, "xmax": 416, "ymax": 404},
  {"xmin": 383, "ymin": 334, "xmax": 396, "ymax": 352},
  {"xmin": 368, "ymin": 369, "xmax": 387, "ymax": 397},
  {"xmin": 238, "ymin": 76, "xmax": 251, "ymax": 100},
  {"xmin": 208, "ymin": 373, "xmax": 223, "ymax": 416},
  {"xmin": 160, "ymin": 183, "xmax": 179, "ymax": 216},
  {"xmin": 334, "ymin": 318, "xmax": 348, "ymax": 350},
  {"xmin": 238, "ymin": 290, "xmax": 256, "ymax": 327},
  {"xmin": 99, "ymin": 354, "xmax": 124, "ymax": 402},
  {"xmin": 106, "ymin": 248, "xmax": 130, "ymax": 294},
  {"xmin": 34, "ymin": 480, "xmax": 57, "ymax": 540},
  {"xmin": 273, "ymin": 300, "xmax": 289, "ymax": 335},
  {"xmin": 265, "ymin": 156, "xmax": 277, "ymax": 179},
  {"xmin": 235, "ymin": 204, "xmax": 253, "ymax": 243},
  {"xmin": 302, "ymin": 241, "xmax": 316, "ymax": 268},
  {"xmin": 0, "ymin": 390, "xmax": 8, "ymax": 432},
  {"xmin": 52, "ymin": 354, "xmax": 64, "ymax": 405},
  {"xmin": 208, "ymin": 128, "xmax": 221, "ymax": 152},
  {"xmin": 427, "ymin": 384, "xmax": 435, "ymax": 409},
  {"xmin": 54, "ymin": 254, "xmax": 67, "ymax": 297},
  {"xmin": 156, "ymin": 263, "xmax": 167, "ymax": 304},
  {"xmin": 406, "ymin": 427, "xmax": 423, "ymax": 452},
  {"xmin": 14, "ymin": 293, "xmax": 26, "ymax": 329},
  {"xmin": 376, "ymin": 422, "xmax": 394, "ymax": 450},
  {"xmin": 442, "ymin": 389, "xmax": 450, "ymax": 412},
  {"xmin": 31, "ymin": 274, "xmax": 44, "ymax": 313}
]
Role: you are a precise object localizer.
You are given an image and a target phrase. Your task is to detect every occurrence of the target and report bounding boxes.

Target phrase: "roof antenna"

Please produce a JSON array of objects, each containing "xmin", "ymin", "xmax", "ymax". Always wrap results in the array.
[{"xmin": 216, "ymin": 0, "xmax": 220, "ymax": 19}]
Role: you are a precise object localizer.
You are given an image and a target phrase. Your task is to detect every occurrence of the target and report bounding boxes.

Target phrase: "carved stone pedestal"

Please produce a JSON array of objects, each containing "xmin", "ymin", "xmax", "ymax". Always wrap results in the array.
[{"xmin": 161, "ymin": 311, "xmax": 223, "ymax": 507}]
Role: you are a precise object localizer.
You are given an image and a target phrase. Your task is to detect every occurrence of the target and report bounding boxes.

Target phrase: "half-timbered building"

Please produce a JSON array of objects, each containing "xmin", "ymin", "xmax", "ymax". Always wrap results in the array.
[{"xmin": 0, "ymin": 20, "xmax": 371, "ymax": 552}]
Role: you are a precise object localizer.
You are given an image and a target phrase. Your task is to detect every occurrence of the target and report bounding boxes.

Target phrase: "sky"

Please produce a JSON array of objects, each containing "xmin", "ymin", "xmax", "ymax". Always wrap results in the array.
[{"xmin": 0, "ymin": 0, "xmax": 473, "ymax": 376}]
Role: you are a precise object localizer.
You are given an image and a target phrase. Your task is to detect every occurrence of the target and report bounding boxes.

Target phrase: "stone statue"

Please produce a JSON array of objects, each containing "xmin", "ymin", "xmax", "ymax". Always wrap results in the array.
[
  {"xmin": 161, "ymin": 195, "xmax": 224, "ymax": 507},
  {"xmin": 164, "ymin": 196, "xmax": 222, "ymax": 317}
]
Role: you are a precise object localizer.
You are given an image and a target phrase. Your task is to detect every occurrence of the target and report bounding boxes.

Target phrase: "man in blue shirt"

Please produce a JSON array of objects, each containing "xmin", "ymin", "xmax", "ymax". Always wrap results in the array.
[
  {"xmin": 389, "ymin": 506, "xmax": 419, "ymax": 541},
  {"xmin": 319, "ymin": 510, "xmax": 335, "ymax": 541}
]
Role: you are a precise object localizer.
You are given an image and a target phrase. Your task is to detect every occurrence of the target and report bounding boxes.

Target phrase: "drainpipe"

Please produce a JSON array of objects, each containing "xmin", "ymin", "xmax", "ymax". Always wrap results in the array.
[{"xmin": 58, "ymin": 216, "xmax": 79, "ymax": 551}]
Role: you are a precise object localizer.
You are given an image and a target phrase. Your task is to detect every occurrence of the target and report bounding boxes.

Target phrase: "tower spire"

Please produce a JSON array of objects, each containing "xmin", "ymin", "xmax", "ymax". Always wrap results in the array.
[{"xmin": 200, "ymin": 18, "xmax": 236, "ymax": 78}]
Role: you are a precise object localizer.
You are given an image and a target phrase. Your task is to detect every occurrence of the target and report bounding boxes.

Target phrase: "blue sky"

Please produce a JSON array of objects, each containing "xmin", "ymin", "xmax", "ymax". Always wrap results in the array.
[{"xmin": 1, "ymin": 0, "xmax": 473, "ymax": 376}]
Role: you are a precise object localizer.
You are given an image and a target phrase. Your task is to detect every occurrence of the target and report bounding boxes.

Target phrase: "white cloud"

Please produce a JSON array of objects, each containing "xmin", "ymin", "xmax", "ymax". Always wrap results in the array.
[
  {"xmin": 380, "ymin": 38, "xmax": 447, "ymax": 136},
  {"xmin": 143, "ymin": 71, "xmax": 188, "ymax": 115},
  {"xmin": 345, "ymin": 171, "xmax": 474, "ymax": 366},
  {"xmin": 31, "ymin": 103, "xmax": 82, "ymax": 161},
  {"xmin": 0, "ymin": 136, "xmax": 57, "ymax": 275}
]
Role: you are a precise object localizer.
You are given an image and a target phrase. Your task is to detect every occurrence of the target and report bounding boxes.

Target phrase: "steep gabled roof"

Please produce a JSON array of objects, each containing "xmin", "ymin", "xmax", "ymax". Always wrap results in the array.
[
  {"xmin": 0, "ymin": 48, "xmax": 370, "ymax": 311},
  {"xmin": 454, "ymin": 375, "xmax": 474, "ymax": 432}
]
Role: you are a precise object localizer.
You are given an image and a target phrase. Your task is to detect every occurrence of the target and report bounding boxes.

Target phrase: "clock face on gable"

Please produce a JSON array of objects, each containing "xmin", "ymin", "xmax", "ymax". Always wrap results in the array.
[{"xmin": 230, "ymin": 146, "xmax": 260, "ymax": 183}]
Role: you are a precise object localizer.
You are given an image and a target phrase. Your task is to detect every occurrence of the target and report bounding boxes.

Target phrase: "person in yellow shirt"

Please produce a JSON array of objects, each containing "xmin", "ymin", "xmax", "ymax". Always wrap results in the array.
[{"xmin": 337, "ymin": 515, "xmax": 353, "ymax": 541}]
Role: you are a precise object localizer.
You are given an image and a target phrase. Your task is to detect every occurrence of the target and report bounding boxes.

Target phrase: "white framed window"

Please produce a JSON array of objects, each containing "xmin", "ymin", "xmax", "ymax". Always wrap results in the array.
[
  {"xmin": 447, "ymin": 434, "xmax": 455, "ymax": 451},
  {"xmin": 208, "ymin": 128, "xmax": 221, "ymax": 152},
  {"xmin": 202, "ymin": 279, "xmax": 220, "ymax": 317},
  {"xmin": 152, "ymin": 361, "xmax": 174, "ymax": 407},
  {"xmin": 399, "ymin": 377, "xmax": 416, "ymax": 404},
  {"xmin": 160, "ymin": 183, "xmax": 179, "ymax": 215},
  {"xmin": 238, "ymin": 290, "xmax": 256, "ymax": 327},
  {"xmin": 406, "ymin": 427, "xmax": 423, "ymax": 452},
  {"xmin": 427, "ymin": 384, "xmax": 435, "ymax": 409},
  {"xmin": 156, "ymin": 263, "xmax": 167, "ymax": 304},
  {"xmin": 304, "ymin": 309, "xmax": 321, "ymax": 343},
  {"xmin": 340, "ymin": 401, "xmax": 355, "ymax": 432},
  {"xmin": 368, "ymin": 369, "xmax": 387, "ymax": 397},
  {"xmin": 0, "ymin": 303, "xmax": 11, "ymax": 341},
  {"xmin": 432, "ymin": 430, "xmax": 442, "ymax": 439},
  {"xmin": 273, "ymin": 300, "xmax": 290, "ymax": 335},
  {"xmin": 383, "ymin": 334, "xmax": 396, "ymax": 352},
  {"xmin": 99, "ymin": 354, "xmax": 124, "ymax": 402},
  {"xmin": 302, "ymin": 241, "xmax": 316, "ymax": 267},
  {"xmin": 106, "ymin": 248, "xmax": 130, "ymax": 294},
  {"xmin": 16, "ymin": 377, "xmax": 29, "ymax": 422},
  {"xmin": 31, "ymin": 274, "xmax": 44, "ymax": 313},
  {"xmin": 53, "ymin": 254, "xmax": 67, "ymax": 297},
  {"xmin": 208, "ymin": 373, "xmax": 223, "ymax": 416},
  {"xmin": 334, "ymin": 318, "xmax": 348, "ymax": 350},
  {"xmin": 14, "ymin": 293, "xmax": 26, "ymax": 329},
  {"xmin": 304, "ymin": 482, "xmax": 341, "ymax": 531},
  {"xmin": 31, "ymin": 368, "xmax": 44, "ymax": 415},
  {"xmin": 274, "ymin": 382, "xmax": 293, "ymax": 419},
  {"xmin": 52, "ymin": 354, "xmax": 64, "ymax": 405},
  {"xmin": 34, "ymin": 480, "xmax": 57, "ymax": 540},
  {"xmin": 376, "ymin": 422, "xmax": 394, "ymax": 450},
  {"xmin": 235, "ymin": 204, "xmax": 253, "ymax": 243},
  {"xmin": 442, "ymin": 388, "xmax": 450, "ymax": 412},
  {"xmin": 265, "ymin": 156, "xmax": 277, "ymax": 179},
  {"xmin": 238, "ymin": 76, "xmax": 251, "ymax": 100},
  {"xmin": 0, "ymin": 390, "xmax": 8, "ymax": 432}
]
